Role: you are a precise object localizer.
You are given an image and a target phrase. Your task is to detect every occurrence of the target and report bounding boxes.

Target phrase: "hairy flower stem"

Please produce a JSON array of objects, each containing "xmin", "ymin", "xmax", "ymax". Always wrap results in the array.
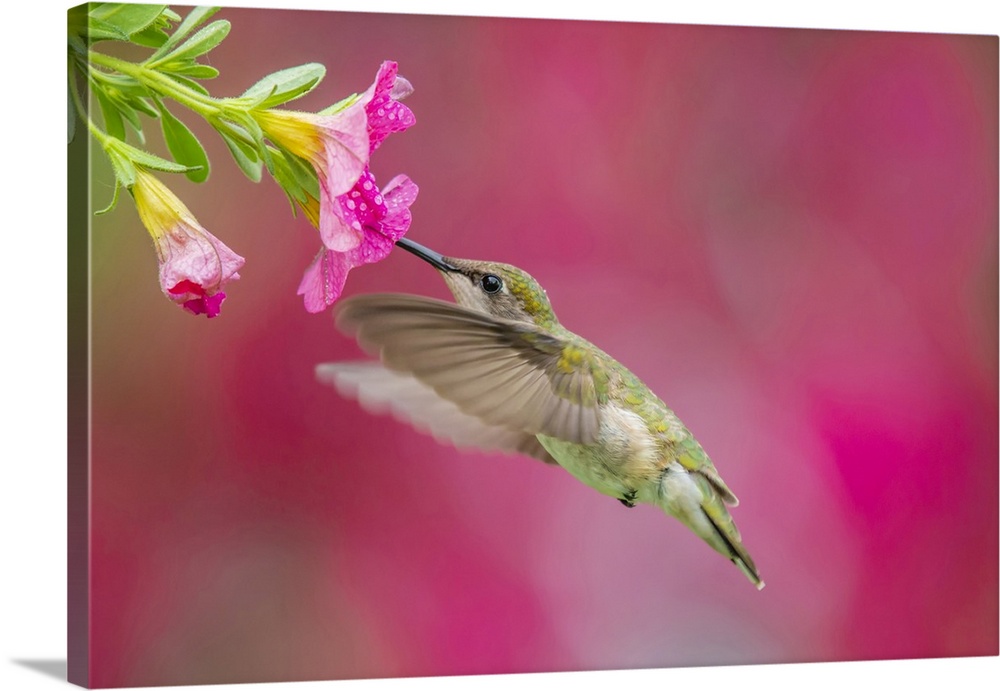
[{"xmin": 87, "ymin": 51, "xmax": 222, "ymax": 118}]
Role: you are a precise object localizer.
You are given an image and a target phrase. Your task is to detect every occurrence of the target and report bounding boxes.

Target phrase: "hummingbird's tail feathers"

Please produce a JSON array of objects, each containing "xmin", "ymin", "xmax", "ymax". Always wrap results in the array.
[
  {"xmin": 316, "ymin": 361, "xmax": 559, "ymax": 464},
  {"xmin": 662, "ymin": 467, "xmax": 763, "ymax": 589},
  {"xmin": 701, "ymin": 506, "xmax": 765, "ymax": 590}
]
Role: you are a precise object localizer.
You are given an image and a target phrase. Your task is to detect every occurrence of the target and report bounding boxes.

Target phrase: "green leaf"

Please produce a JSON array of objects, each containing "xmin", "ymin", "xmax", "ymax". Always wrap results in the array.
[
  {"xmin": 232, "ymin": 113, "xmax": 276, "ymax": 174},
  {"xmin": 149, "ymin": 6, "xmax": 221, "ymax": 62},
  {"xmin": 156, "ymin": 99, "xmax": 210, "ymax": 183},
  {"xmin": 149, "ymin": 20, "xmax": 230, "ymax": 67},
  {"xmin": 129, "ymin": 149, "xmax": 196, "ymax": 174},
  {"xmin": 221, "ymin": 134, "xmax": 263, "ymax": 182},
  {"xmin": 214, "ymin": 121, "xmax": 263, "ymax": 182},
  {"xmin": 279, "ymin": 147, "xmax": 320, "ymax": 199},
  {"xmin": 129, "ymin": 24, "xmax": 171, "ymax": 48},
  {"xmin": 212, "ymin": 118, "xmax": 255, "ymax": 149},
  {"xmin": 82, "ymin": 15, "xmax": 130, "ymax": 43},
  {"xmin": 67, "ymin": 31, "xmax": 88, "ymax": 55},
  {"xmin": 89, "ymin": 4, "xmax": 167, "ymax": 38},
  {"xmin": 164, "ymin": 73, "xmax": 210, "ymax": 97},
  {"xmin": 108, "ymin": 138, "xmax": 200, "ymax": 175},
  {"xmin": 240, "ymin": 114, "xmax": 266, "ymax": 150},
  {"xmin": 100, "ymin": 84, "xmax": 154, "ymax": 145},
  {"xmin": 159, "ymin": 61, "xmax": 220, "ymax": 79},
  {"xmin": 108, "ymin": 97, "xmax": 144, "ymax": 142},
  {"xmin": 67, "ymin": 5, "xmax": 89, "ymax": 47},
  {"xmin": 241, "ymin": 63, "xmax": 325, "ymax": 109},
  {"xmin": 95, "ymin": 88, "xmax": 126, "ymax": 141},
  {"xmin": 108, "ymin": 89, "xmax": 160, "ymax": 118},
  {"xmin": 156, "ymin": 99, "xmax": 209, "ymax": 182},
  {"xmin": 128, "ymin": 94, "xmax": 159, "ymax": 119},
  {"xmin": 269, "ymin": 158, "xmax": 304, "ymax": 215},
  {"xmin": 266, "ymin": 146, "xmax": 321, "ymax": 226}
]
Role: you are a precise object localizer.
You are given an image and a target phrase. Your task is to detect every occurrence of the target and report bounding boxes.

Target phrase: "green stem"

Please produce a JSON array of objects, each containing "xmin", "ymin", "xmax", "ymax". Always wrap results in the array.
[{"xmin": 87, "ymin": 50, "xmax": 222, "ymax": 117}]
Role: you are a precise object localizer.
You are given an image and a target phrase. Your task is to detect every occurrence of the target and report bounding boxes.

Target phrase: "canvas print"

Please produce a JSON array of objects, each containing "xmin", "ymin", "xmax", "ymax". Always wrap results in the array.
[{"xmin": 67, "ymin": 4, "xmax": 998, "ymax": 688}]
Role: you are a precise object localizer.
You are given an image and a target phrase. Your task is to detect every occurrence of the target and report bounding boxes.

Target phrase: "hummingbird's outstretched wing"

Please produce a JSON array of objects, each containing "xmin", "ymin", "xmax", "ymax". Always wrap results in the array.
[
  {"xmin": 316, "ymin": 362, "xmax": 559, "ymax": 463},
  {"xmin": 334, "ymin": 294, "xmax": 604, "ymax": 445}
]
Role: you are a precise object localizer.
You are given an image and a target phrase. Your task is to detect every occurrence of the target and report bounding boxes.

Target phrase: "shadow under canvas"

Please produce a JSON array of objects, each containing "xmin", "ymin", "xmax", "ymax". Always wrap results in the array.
[{"xmin": 12, "ymin": 659, "xmax": 68, "ymax": 682}]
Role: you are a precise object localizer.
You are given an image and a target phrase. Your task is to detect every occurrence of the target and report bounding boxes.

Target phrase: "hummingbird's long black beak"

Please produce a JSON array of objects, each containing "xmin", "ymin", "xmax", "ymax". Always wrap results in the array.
[{"xmin": 395, "ymin": 238, "xmax": 460, "ymax": 272}]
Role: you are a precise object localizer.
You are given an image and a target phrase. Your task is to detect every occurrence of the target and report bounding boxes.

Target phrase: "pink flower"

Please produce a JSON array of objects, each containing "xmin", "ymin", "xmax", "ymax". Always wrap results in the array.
[
  {"xmin": 256, "ymin": 61, "xmax": 415, "ymax": 254},
  {"xmin": 293, "ymin": 61, "xmax": 419, "ymax": 313},
  {"xmin": 298, "ymin": 173, "xmax": 417, "ymax": 313},
  {"xmin": 254, "ymin": 106, "xmax": 370, "ymax": 242},
  {"xmin": 358, "ymin": 60, "xmax": 416, "ymax": 155},
  {"xmin": 132, "ymin": 167, "xmax": 245, "ymax": 317},
  {"xmin": 318, "ymin": 61, "xmax": 416, "ymax": 253}
]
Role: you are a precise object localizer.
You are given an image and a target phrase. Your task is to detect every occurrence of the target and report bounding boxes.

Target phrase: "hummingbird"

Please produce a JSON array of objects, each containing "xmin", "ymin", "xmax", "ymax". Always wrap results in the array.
[{"xmin": 317, "ymin": 238, "xmax": 764, "ymax": 589}]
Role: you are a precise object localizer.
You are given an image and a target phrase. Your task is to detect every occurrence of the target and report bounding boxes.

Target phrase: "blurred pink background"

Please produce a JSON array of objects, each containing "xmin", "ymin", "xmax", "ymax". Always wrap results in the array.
[{"xmin": 85, "ymin": 9, "xmax": 997, "ymax": 687}]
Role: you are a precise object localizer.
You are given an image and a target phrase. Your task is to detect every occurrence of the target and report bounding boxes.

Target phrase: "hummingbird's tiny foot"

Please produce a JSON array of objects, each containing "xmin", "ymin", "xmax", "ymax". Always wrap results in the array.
[{"xmin": 618, "ymin": 490, "xmax": 637, "ymax": 508}]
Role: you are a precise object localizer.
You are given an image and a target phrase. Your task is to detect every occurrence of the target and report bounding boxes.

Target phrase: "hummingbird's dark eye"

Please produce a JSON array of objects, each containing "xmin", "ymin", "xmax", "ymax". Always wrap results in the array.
[{"xmin": 480, "ymin": 274, "xmax": 503, "ymax": 294}]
